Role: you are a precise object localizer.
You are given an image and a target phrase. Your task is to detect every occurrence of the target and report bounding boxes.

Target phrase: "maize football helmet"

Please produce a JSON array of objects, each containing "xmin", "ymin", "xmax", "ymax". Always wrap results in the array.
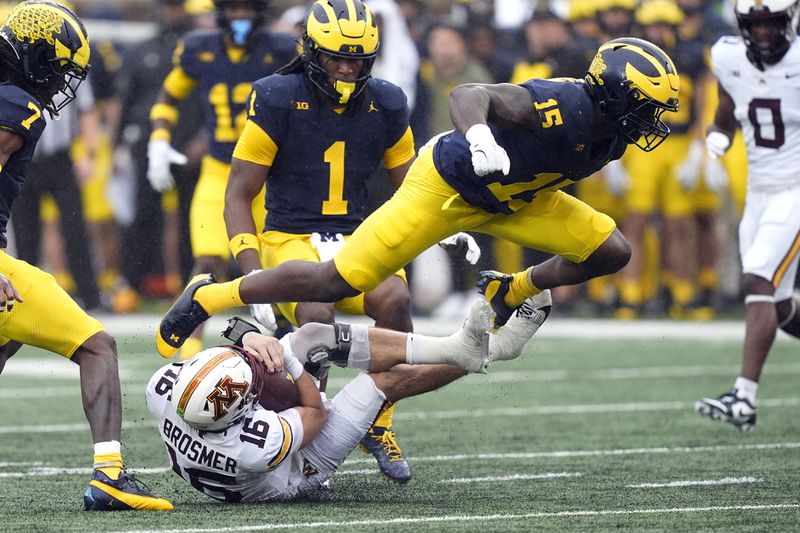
[
  {"xmin": 0, "ymin": 0, "xmax": 89, "ymax": 117},
  {"xmin": 302, "ymin": 0, "xmax": 379, "ymax": 104},
  {"xmin": 214, "ymin": 0, "xmax": 269, "ymax": 47},
  {"xmin": 585, "ymin": 37, "xmax": 680, "ymax": 152},
  {"xmin": 735, "ymin": 0, "xmax": 799, "ymax": 68},
  {"xmin": 172, "ymin": 346, "xmax": 266, "ymax": 431}
]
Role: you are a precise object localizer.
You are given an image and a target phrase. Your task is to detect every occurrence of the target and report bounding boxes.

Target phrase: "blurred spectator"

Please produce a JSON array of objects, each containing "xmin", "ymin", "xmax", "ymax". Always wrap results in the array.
[
  {"xmin": 509, "ymin": 7, "xmax": 585, "ymax": 83},
  {"xmin": 565, "ymin": 0, "xmax": 601, "ymax": 65},
  {"xmin": 596, "ymin": 0, "xmax": 637, "ymax": 40},
  {"xmin": 115, "ymin": 0, "xmax": 203, "ymax": 297},
  {"xmin": 677, "ymin": 0, "xmax": 732, "ymax": 47},
  {"xmin": 467, "ymin": 23, "xmax": 515, "ymax": 83},
  {"xmin": 421, "ymin": 25, "xmax": 492, "ymax": 134},
  {"xmin": 615, "ymin": 0, "xmax": 709, "ymax": 319},
  {"xmin": 371, "ymin": 0, "xmax": 420, "ymax": 110}
]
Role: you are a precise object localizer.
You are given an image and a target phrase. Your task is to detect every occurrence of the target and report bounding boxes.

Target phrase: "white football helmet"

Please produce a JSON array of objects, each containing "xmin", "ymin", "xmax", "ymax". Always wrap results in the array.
[
  {"xmin": 172, "ymin": 346, "xmax": 265, "ymax": 431},
  {"xmin": 735, "ymin": 0, "xmax": 800, "ymax": 67}
]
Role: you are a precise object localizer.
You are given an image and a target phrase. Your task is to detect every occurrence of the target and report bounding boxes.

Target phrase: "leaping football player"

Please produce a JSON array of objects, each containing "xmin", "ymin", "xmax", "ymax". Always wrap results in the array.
[
  {"xmin": 0, "ymin": 1, "xmax": 172, "ymax": 511},
  {"xmin": 157, "ymin": 38, "xmax": 678, "ymax": 395}
]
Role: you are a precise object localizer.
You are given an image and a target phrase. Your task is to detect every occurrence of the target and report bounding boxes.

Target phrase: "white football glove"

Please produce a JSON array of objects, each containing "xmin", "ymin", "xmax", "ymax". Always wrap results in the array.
[
  {"xmin": 676, "ymin": 140, "xmax": 704, "ymax": 191},
  {"xmin": 146, "ymin": 139, "xmax": 187, "ymax": 192},
  {"xmin": 703, "ymin": 157, "xmax": 729, "ymax": 193},
  {"xmin": 603, "ymin": 159, "xmax": 629, "ymax": 198},
  {"xmin": 438, "ymin": 232, "xmax": 481, "ymax": 265},
  {"xmin": 245, "ymin": 269, "xmax": 277, "ymax": 334},
  {"xmin": 465, "ymin": 124, "xmax": 510, "ymax": 176},
  {"xmin": 705, "ymin": 131, "xmax": 731, "ymax": 159}
]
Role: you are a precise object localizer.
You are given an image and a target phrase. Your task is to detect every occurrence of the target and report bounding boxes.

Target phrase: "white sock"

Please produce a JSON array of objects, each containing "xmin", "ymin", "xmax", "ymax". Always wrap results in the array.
[
  {"xmin": 93, "ymin": 440, "xmax": 121, "ymax": 455},
  {"xmin": 734, "ymin": 377, "xmax": 758, "ymax": 405},
  {"xmin": 405, "ymin": 333, "xmax": 457, "ymax": 365}
]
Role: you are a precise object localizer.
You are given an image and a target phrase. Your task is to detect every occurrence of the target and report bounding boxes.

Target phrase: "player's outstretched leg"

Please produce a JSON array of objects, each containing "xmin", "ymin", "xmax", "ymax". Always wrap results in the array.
[
  {"xmin": 156, "ymin": 274, "xmax": 216, "ymax": 357},
  {"xmin": 694, "ymin": 389, "xmax": 757, "ymax": 432},
  {"xmin": 489, "ymin": 290, "xmax": 552, "ymax": 363}
]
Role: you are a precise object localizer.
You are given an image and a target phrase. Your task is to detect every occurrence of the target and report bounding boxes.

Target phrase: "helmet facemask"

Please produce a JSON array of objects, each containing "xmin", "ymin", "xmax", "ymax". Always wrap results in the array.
[
  {"xmin": 303, "ymin": 32, "xmax": 377, "ymax": 104},
  {"xmin": 737, "ymin": 7, "xmax": 799, "ymax": 68},
  {"xmin": 0, "ymin": 1, "xmax": 91, "ymax": 118},
  {"xmin": 615, "ymin": 86, "xmax": 675, "ymax": 151}
]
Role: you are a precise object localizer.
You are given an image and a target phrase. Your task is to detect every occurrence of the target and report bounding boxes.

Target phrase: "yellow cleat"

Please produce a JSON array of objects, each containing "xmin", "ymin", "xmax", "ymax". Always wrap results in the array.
[{"xmin": 84, "ymin": 469, "xmax": 173, "ymax": 511}]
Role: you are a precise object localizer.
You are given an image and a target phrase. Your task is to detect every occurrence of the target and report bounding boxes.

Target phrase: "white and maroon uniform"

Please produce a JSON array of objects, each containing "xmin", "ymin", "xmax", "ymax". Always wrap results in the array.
[
  {"xmin": 146, "ymin": 338, "xmax": 386, "ymax": 502},
  {"xmin": 711, "ymin": 36, "xmax": 800, "ymax": 298}
]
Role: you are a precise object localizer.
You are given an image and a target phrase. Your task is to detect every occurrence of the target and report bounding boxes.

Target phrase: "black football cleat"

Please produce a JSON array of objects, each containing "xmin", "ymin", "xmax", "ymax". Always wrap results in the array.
[
  {"xmin": 477, "ymin": 270, "xmax": 517, "ymax": 328},
  {"xmin": 695, "ymin": 389, "xmax": 757, "ymax": 432},
  {"xmin": 83, "ymin": 469, "xmax": 173, "ymax": 511},
  {"xmin": 156, "ymin": 274, "xmax": 215, "ymax": 358}
]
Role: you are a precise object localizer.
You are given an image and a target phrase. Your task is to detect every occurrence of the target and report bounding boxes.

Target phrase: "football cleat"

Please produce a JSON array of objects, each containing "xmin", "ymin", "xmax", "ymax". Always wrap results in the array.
[
  {"xmin": 476, "ymin": 270, "xmax": 516, "ymax": 327},
  {"xmin": 83, "ymin": 469, "xmax": 173, "ymax": 511},
  {"xmin": 156, "ymin": 274, "xmax": 215, "ymax": 358},
  {"xmin": 489, "ymin": 290, "xmax": 552, "ymax": 362},
  {"xmin": 359, "ymin": 426, "xmax": 411, "ymax": 484},
  {"xmin": 443, "ymin": 299, "xmax": 492, "ymax": 373},
  {"xmin": 695, "ymin": 389, "xmax": 757, "ymax": 432}
]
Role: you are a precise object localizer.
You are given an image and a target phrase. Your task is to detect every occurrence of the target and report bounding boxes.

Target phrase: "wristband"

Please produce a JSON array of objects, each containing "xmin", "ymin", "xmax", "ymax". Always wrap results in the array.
[
  {"xmin": 222, "ymin": 317, "xmax": 260, "ymax": 346},
  {"xmin": 149, "ymin": 128, "xmax": 171, "ymax": 142},
  {"xmin": 284, "ymin": 353, "xmax": 304, "ymax": 381},
  {"xmin": 149, "ymin": 103, "xmax": 180, "ymax": 125},
  {"xmin": 229, "ymin": 233, "xmax": 260, "ymax": 258}
]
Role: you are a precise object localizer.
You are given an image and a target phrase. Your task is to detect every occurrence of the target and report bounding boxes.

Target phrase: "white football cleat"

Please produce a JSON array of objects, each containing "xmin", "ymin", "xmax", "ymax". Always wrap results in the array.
[
  {"xmin": 488, "ymin": 290, "xmax": 552, "ymax": 362},
  {"xmin": 445, "ymin": 299, "xmax": 493, "ymax": 373}
]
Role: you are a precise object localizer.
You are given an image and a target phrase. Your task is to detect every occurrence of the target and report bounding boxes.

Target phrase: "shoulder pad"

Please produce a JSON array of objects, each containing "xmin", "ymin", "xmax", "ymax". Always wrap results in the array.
[
  {"xmin": 0, "ymin": 85, "xmax": 45, "ymax": 141},
  {"xmin": 181, "ymin": 29, "xmax": 222, "ymax": 52},
  {"xmin": 252, "ymin": 73, "xmax": 301, "ymax": 106},
  {"xmin": 365, "ymin": 79, "xmax": 408, "ymax": 112}
]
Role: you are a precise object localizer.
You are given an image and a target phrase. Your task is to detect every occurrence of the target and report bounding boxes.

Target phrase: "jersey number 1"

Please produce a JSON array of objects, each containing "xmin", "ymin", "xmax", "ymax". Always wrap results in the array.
[{"xmin": 323, "ymin": 141, "xmax": 348, "ymax": 215}]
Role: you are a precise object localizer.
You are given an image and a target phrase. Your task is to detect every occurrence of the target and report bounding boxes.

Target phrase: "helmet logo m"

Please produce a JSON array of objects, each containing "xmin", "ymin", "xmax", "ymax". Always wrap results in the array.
[{"xmin": 207, "ymin": 376, "xmax": 249, "ymax": 420}]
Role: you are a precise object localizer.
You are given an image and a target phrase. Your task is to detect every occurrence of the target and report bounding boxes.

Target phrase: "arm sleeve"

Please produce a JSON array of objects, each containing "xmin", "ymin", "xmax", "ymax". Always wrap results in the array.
[{"xmin": 382, "ymin": 126, "xmax": 415, "ymax": 169}]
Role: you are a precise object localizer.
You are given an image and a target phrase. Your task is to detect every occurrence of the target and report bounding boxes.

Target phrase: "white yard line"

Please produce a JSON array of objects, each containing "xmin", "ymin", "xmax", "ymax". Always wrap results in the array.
[
  {"xmin": 628, "ymin": 477, "xmax": 764, "ymax": 489},
  {"xmin": 443, "ymin": 472, "xmax": 582, "ymax": 483},
  {"xmin": 3, "ymin": 398, "xmax": 800, "ymax": 433},
  {"xmin": 92, "ymin": 314, "xmax": 796, "ymax": 342},
  {"xmin": 108, "ymin": 504, "xmax": 800, "ymax": 533},
  {"xmin": 3, "ymin": 442, "xmax": 798, "ymax": 478}
]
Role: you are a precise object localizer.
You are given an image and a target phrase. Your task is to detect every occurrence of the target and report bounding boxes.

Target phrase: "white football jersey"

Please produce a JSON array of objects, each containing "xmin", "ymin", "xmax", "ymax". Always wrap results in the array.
[
  {"xmin": 711, "ymin": 36, "xmax": 800, "ymax": 191},
  {"xmin": 145, "ymin": 362, "xmax": 305, "ymax": 503}
]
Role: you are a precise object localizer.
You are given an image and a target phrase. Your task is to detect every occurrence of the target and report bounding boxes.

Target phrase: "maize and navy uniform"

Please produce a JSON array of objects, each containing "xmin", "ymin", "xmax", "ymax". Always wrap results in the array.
[
  {"xmin": 620, "ymin": 40, "xmax": 710, "ymax": 217},
  {"xmin": 0, "ymin": 85, "xmax": 103, "ymax": 356},
  {"xmin": 332, "ymin": 78, "xmax": 621, "ymax": 293},
  {"xmin": 163, "ymin": 29, "xmax": 296, "ymax": 258},
  {"xmin": 146, "ymin": 340, "xmax": 391, "ymax": 501},
  {"xmin": 233, "ymin": 73, "xmax": 415, "ymax": 324}
]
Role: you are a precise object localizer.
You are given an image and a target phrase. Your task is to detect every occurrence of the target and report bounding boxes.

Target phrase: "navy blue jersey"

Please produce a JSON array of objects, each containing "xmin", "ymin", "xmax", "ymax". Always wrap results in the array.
[
  {"xmin": 247, "ymin": 73, "xmax": 411, "ymax": 233},
  {"xmin": 178, "ymin": 29, "xmax": 296, "ymax": 162},
  {"xmin": 433, "ymin": 78, "xmax": 626, "ymax": 214},
  {"xmin": 0, "ymin": 84, "xmax": 45, "ymax": 248}
]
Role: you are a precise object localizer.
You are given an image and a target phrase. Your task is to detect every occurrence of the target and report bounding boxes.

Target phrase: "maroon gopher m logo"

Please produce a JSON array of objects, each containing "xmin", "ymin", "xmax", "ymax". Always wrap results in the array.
[{"xmin": 207, "ymin": 376, "xmax": 249, "ymax": 420}]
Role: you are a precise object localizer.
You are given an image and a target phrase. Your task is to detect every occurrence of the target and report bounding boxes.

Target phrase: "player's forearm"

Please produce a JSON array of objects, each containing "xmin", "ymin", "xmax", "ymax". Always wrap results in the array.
[{"xmin": 149, "ymin": 90, "xmax": 182, "ymax": 139}]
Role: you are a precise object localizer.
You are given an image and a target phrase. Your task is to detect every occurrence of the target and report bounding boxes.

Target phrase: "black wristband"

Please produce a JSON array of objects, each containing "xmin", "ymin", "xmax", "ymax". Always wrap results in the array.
[{"xmin": 222, "ymin": 317, "xmax": 260, "ymax": 347}]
